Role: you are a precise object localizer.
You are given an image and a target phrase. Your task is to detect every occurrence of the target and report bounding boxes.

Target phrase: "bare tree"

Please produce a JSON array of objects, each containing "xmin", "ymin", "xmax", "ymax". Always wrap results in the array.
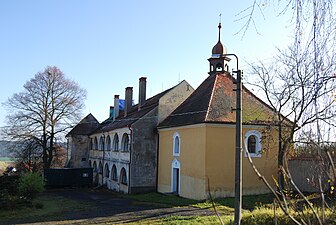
[
  {"xmin": 3, "ymin": 66, "xmax": 86, "ymax": 169},
  {"xmin": 249, "ymin": 40, "xmax": 336, "ymax": 181},
  {"xmin": 242, "ymin": 1, "xmax": 336, "ymax": 223},
  {"xmin": 241, "ymin": 0, "xmax": 336, "ymax": 186}
]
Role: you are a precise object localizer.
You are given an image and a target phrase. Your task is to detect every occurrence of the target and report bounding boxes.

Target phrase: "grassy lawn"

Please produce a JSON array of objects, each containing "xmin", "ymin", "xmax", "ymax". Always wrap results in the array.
[
  {"xmin": 0, "ymin": 194, "xmax": 93, "ymax": 224},
  {"xmin": 1, "ymin": 190, "xmax": 334, "ymax": 225},
  {"xmin": 124, "ymin": 192, "xmax": 274, "ymax": 212},
  {"xmin": 0, "ymin": 190, "xmax": 269, "ymax": 224},
  {"xmin": 126, "ymin": 215, "xmax": 235, "ymax": 225},
  {"xmin": 0, "ymin": 157, "xmax": 16, "ymax": 162}
]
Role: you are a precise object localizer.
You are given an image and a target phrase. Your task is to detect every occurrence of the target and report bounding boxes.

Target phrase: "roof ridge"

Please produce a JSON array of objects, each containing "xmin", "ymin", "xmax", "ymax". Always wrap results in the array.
[{"xmin": 205, "ymin": 74, "xmax": 219, "ymax": 121}]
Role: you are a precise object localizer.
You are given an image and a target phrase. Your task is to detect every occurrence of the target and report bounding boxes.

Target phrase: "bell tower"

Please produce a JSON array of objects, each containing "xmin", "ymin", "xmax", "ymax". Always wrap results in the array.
[{"xmin": 208, "ymin": 22, "xmax": 230, "ymax": 75}]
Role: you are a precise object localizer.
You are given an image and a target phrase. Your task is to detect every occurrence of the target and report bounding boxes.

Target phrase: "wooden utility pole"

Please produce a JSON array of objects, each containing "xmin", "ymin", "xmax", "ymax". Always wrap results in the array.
[
  {"xmin": 225, "ymin": 54, "xmax": 242, "ymax": 225},
  {"xmin": 234, "ymin": 68, "xmax": 242, "ymax": 225}
]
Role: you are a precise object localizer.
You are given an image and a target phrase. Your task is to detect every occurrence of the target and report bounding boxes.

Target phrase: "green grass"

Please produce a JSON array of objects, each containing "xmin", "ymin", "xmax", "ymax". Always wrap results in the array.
[
  {"xmin": 124, "ymin": 192, "xmax": 274, "ymax": 212},
  {"xmin": 0, "ymin": 193, "xmax": 93, "ymax": 224},
  {"xmin": 2, "ymin": 190, "xmax": 335, "ymax": 225},
  {"xmin": 126, "ymin": 192, "xmax": 201, "ymax": 207},
  {"xmin": 0, "ymin": 157, "xmax": 16, "ymax": 162},
  {"xmin": 216, "ymin": 193, "xmax": 274, "ymax": 209},
  {"xmin": 158, "ymin": 215, "xmax": 233, "ymax": 225}
]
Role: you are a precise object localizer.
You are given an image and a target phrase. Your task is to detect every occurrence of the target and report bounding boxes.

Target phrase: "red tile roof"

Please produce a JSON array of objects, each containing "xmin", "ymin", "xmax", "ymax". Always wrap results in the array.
[{"xmin": 158, "ymin": 72, "xmax": 277, "ymax": 128}]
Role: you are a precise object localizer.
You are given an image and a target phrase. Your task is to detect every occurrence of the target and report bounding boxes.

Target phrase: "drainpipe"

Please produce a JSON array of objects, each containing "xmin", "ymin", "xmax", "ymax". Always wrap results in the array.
[
  {"xmin": 66, "ymin": 137, "xmax": 69, "ymax": 167},
  {"xmin": 156, "ymin": 128, "xmax": 159, "ymax": 192},
  {"xmin": 128, "ymin": 125, "xmax": 133, "ymax": 194},
  {"xmin": 102, "ymin": 134, "xmax": 105, "ymax": 187}
]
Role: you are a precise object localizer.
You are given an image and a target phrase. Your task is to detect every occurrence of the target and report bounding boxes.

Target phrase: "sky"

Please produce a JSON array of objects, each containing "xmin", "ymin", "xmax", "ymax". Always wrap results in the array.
[{"xmin": 0, "ymin": 0, "xmax": 293, "ymax": 130}]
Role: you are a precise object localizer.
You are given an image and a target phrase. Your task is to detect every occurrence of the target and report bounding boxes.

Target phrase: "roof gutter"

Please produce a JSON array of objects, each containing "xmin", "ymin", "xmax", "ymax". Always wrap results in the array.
[{"xmin": 128, "ymin": 125, "xmax": 133, "ymax": 194}]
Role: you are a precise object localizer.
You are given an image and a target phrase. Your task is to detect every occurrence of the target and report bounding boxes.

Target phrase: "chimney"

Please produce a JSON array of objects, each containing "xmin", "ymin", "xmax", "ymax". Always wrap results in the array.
[
  {"xmin": 124, "ymin": 87, "xmax": 133, "ymax": 117},
  {"xmin": 138, "ymin": 77, "xmax": 147, "ymax": 110},
  {"xmin": 109, "ymin": 106, "xmax": 114, "ymax": 119},
  {"xmin": 113, "ymin": 95, "xmax": 119, "ymax": 121}
]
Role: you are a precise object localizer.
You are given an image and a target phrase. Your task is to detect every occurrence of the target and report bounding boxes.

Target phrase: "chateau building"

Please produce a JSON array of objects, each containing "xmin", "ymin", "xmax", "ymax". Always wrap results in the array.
[
  {"xmin": 67, "ymin": 23, "xmax": 280, "ymax": 199},
  {"xmin": 86, "ymin": 77, "xmax": 193, "ymax": 193}
]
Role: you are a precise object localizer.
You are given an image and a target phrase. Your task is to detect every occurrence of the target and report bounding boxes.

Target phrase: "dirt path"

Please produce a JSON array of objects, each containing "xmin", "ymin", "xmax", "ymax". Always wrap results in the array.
[{"xmin": 8, "ymin": 188, "xmax": 216, "ymax": 225}]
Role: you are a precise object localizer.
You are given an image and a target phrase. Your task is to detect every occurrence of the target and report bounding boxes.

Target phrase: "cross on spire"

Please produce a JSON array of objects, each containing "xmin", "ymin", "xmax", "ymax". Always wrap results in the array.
[{"xmin": 218, "ymin": 14, "xmax": 222, "ymax": 42}]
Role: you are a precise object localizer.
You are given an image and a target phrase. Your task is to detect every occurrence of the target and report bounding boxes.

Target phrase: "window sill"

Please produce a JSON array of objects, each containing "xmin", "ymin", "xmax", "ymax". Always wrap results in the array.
[{"xmin": 244, "ymin": 153, "xmax": 262, "ymax": 158}]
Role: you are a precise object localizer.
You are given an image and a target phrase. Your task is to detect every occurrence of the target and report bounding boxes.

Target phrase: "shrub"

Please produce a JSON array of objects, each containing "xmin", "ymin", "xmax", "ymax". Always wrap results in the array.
[
  {"xmin": 0, "ymin": 175, "xmax": 20, "ymax": 210},
  {"xmin": 18, "ymin": 172, "xmax": 44, "ymax": 200},
  {"xmin": 0, "ymin": 175, "xmax": 20, "ymax": 195},
  {"xmin": 34, "ymin": 202, "xmax": 44, "ymax": 209}
]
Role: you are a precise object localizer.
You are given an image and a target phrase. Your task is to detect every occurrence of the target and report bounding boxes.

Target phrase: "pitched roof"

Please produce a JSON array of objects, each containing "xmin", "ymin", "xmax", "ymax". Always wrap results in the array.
[
  {"xmin": 91, "ymin": 85, "xmax": 174, "ymax": 134},
  {"xmin": 158, "ymin": 72, "xmax": 276, "ymax": 128},
  {"xmin": 66, "ymin": 113, "xmax": 100, "ymax": 137}
]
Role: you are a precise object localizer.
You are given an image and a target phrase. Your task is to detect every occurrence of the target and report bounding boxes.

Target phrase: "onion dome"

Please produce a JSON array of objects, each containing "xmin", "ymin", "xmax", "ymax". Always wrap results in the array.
[{"xmin": 212, "ymin": 41, "xmax": 224, "ymax": 55}]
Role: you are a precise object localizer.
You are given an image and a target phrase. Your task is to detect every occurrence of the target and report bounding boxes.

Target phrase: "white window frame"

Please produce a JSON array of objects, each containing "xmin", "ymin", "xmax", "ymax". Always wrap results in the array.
[
  {"xmin": 173, "ymin": 132, "xmax": 180, "ymax": 156},
  {"xmin": 244, "ymin": 130, "xmax": 262, "ymax": 158}
]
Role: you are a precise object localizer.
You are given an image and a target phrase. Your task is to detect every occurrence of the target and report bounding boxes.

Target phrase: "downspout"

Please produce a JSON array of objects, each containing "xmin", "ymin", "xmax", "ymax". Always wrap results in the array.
[
  {"xmin": 128, "ymin": 125, "xmax": 133, "ymax": 194},
  {"xmin": 156, "ymin": 128, "xmax": 160, "ymax": 192},
  {"xmin": 102, "ymin": 134, "xmax": 105, "ymax": 187},
  {"xmin": 66, "ymin": 137, "xmax": 69, "ymax": 167}
]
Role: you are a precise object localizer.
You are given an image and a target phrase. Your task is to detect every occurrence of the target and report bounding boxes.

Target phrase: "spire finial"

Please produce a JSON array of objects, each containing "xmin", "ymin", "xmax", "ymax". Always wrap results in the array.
[{"xmin": 218, "ymin": 13, "xmax": 222, "ymax": 42}]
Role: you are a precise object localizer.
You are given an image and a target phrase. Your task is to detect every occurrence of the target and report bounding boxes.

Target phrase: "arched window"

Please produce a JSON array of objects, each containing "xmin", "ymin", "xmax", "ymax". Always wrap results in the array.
[
  {"xmin": 111, "ymin": 164, "xmax": 118, "ymax": 181},
  {"xmin": 104, "ymin": 163, "xmax": 110, "ymax": 178},
  {"xmin": 93, "ymin": 161, "xmax": 97, "ymax": 172},
  {"xmin": 120, "ymin": 167, "xmax": 127, "ymax": 185},
  {"xmin": 173, "ymin": 132, "xmax": 180, "ymax": 156},
  {"xmin": 99, "ymin": 136, "xmax": 105, "ymax": 150},
  {"xmin": 106, "ymin": 135, "xmax": 111, "ymax": 151},
  {"xmin": 94, "ymin": 137, "xmax": 98, "ymax": 150},
  {"xmin": 89, "ymin": 160, "xmax": 92, "ymax": 168},
  {"xmin": 216, "ymin": 63, "xmax": 223, "ymax": 71},
  {"xmin": 244, "ymin": 130, "xmax": 262, "ymax": 157},
  {"xmin": 113, "ymin": 134, "xmax": 119, "ymax": 151},
  {"xmin": 90, "ymin": 138, "xmax": 93, "ymax": 150},
  {"xmin": 248, "ymin": 135, "xmax": 257, "ymax": 153},
  {"xmin": 121, "ymin": 133, "xmax": 130, "ymax": 152},
  {"xmin": 98, "ymin": 161, "xmax": 103, "ymax": 174}
]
